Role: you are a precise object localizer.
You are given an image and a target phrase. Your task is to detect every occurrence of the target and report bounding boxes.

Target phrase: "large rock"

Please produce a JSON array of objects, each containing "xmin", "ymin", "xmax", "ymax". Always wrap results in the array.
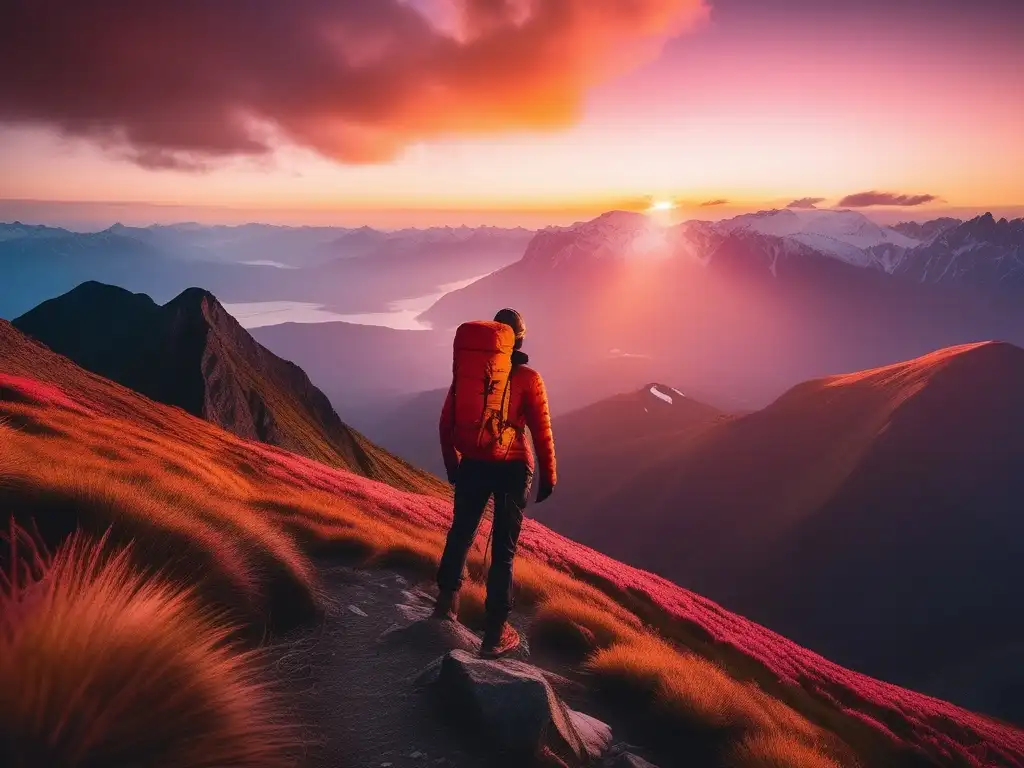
[{"xmin": 432, "ymin": 649, "xmax": 612, "ymax": 765}]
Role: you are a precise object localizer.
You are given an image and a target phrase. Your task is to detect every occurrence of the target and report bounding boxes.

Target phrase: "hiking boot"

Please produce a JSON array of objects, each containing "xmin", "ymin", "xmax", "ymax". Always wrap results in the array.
[
  {"xmin": 431, "ymin": 590, "xmax": 459, "ymax": 622},
  {"xmin": 480, "ymin": 622, "xmax": 521, "ymax": 659}
]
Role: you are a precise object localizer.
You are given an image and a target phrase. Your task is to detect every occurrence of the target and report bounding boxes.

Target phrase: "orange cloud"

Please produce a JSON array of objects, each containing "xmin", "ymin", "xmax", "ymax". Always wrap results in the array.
[{"xmin": 0, "ymin": 0, "xmax": 708, "ymax": 169}]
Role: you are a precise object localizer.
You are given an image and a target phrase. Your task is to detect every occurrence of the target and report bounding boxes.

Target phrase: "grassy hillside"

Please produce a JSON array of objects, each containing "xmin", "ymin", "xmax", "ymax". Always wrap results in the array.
[{"xmin": 2, "ymin": 321, "xmax": 1022, "ymax": 767}]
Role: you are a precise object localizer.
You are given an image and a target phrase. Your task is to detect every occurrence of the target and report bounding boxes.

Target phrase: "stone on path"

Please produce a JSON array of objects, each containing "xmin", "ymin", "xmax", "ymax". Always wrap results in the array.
[
  {"xmin": 380, "ymin": 617, "xmax": 483, "ymax": 659},
  {"xmin": 430, "ymin": 649, "xmax": 614, "ymax": 766}
]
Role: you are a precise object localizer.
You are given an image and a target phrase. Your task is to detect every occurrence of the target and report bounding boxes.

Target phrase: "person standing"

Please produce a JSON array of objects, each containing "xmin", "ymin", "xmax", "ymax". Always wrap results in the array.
[{"xmin": 433, "ymin": 308, "xmax": 556, "ymax": 658}]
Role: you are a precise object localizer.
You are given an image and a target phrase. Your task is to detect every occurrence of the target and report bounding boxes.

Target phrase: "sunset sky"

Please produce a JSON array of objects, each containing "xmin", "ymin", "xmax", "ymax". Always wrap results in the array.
[{"xmin": 1, "ymin": 0, "xmax": 1022, "ymax": 228}]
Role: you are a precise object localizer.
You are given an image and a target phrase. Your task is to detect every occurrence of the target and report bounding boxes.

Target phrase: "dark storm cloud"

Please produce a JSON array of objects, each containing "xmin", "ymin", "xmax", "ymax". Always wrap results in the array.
[
  {"xmin": 0, "ymin": 0, "xmax": 707, "ymax": 169},
  {"xmin": 838, "ymin": 191, "xmax": 940, "ymax": 207},
  {"xmin": 786, "ymin": 197, "xmax": 825, "ymax": 209},
  {"xmin": 700, "ymin": 199, "xmax": 730, "ymax": 207}
]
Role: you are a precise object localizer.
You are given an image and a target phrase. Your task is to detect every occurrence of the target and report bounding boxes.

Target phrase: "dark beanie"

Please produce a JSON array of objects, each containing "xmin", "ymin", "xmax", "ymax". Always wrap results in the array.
[{"xmin": 494, "ymin": 308, "xmax": 526, "ymax": 342}]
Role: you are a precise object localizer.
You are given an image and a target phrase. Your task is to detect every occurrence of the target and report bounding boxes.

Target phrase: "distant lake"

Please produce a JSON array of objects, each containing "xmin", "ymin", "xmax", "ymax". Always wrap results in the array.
[
  {"xmin": 239, "ymin": 260, "xmax": 298, "ymax": 269},
  {"xmin": 224, "ymin": 301, "xmax": 358, "ymax": 328},
  {"xmin": 224, "ymin": 273, "xmax": 488, "ymax": 331}
]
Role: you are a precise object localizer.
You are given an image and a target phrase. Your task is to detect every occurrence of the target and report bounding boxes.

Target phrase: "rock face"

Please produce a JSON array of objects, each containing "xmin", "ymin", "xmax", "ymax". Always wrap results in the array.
[{"xmin": 432, "ymin": 650, "xmax": 610, "ymax": 766}]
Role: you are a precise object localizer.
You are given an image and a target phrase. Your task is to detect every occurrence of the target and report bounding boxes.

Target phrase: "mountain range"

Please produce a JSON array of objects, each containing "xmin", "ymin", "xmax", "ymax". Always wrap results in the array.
[
  {"xmin": 4, "ymin": 294, "xmax": 1024, "ymax": 766},
  {"xmin": 0, "ymin": 221, "xmax": 532, "ymax": 319},
  {"xmin": 534, "ymin": 342, "xmax": 1024, "ymax": 722},
  {"xmin": 420, "ymin": 209, "xmax": 1024, "ymax": 409},
  {"xmin": 12, "ymin": 282, "xmax": 445, "ymax": 497}
]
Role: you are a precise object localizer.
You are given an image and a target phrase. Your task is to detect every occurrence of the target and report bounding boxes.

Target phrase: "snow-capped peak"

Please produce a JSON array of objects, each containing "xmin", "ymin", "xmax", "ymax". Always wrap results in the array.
[{"xmin": 717, "ymin": 208, "xmax": 919, "ymax": 267}]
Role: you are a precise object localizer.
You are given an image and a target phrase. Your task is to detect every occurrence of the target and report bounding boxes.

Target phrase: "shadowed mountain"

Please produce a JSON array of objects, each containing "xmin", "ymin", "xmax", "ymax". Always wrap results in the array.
[
  {"xmin": 250, "ymin": 321, "xmax": 453, "ymax": 421},
  {"xmin": 536, "ymin": 384, "xmax": 725, "ymax": 523},
  {"xmin": 537, "ymin": 342, "xmax": 1024, "ymax": 721},
  {"xmin": 13, "ymin": 281, "xmax": 446, "ymax": 496},
  {"xmin": 357, "ymin": 387, "xmax": 451, "ymax": 478}
]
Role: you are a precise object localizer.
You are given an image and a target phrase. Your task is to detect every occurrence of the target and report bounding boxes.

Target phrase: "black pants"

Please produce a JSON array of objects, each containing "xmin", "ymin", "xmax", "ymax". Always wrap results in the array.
[{"xmin": 436, "ymin": 459, "xmax": 533, "ymax": 625}]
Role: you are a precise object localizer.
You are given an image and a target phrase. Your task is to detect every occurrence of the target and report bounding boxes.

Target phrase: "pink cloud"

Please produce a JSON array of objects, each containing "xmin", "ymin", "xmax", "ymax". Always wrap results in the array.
[
  {"xmin": 838, "ymin": 191, "xmax": 940, "ymax": 207},
  {"xmin": 787, "ymin": 197, "xmax": 825, "ymax": 209}
]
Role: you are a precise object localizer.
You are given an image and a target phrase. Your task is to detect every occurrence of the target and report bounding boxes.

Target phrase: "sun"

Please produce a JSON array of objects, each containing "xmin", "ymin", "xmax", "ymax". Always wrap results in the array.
[{"xmin": 648, "ymin": 199, "xmax": 676, "ymax": 212}]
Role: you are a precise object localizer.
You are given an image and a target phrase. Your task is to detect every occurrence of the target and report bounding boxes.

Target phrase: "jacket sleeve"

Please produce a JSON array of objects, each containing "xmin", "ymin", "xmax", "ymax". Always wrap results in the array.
[
  {"xmin": 524, "ymin": 371, "xmax": 557, "ymax": 486},
  {"xmin": 439, "ymin": 385, "xmax": 460, "ymax": 475}
]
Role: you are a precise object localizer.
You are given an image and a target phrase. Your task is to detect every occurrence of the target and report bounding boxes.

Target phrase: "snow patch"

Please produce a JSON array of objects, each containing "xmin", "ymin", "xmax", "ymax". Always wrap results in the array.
[
  {"xmin": 670, "ymin": 387, "xmax": 687, "ymax": 398},
  {"xmin": 649, "ymin": 386, "xmax": 673, "ymax": 405}
]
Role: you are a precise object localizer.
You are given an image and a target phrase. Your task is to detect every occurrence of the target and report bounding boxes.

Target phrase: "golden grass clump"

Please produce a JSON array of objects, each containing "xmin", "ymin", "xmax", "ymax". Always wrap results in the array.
[
  {"xmin": 455, "ymin": 580, "xmax": 489, "ymax": 631},
  {"xmin": 728, "ymin": 732, "xmax": 844, "ymax": 768},
  {"xmin": 530, "ymin": 591, "xmax": 644, "ymax": 657},
  {"xmin": 0, "ymin": 526, "xmax": 295, "ymax": 768},
  {"xmin": 587, "ymin": 633, "xmax": 841, "ymax": 766},
  {"xmin": 589, "ymin": 632, "xmax": 768, "ymax": 732}
]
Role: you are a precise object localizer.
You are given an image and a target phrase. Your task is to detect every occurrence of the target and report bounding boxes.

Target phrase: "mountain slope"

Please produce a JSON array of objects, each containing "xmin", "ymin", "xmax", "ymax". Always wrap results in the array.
[
  {"xmin": 2, "ymin": 319, "xmax": 1023, "ymax": 766},
  {"xmin": 538, "ymin": 342, "xmax": 1024, "ymax": 720},
  {"xmin": 356, "ymin": 387, "xmax": 451, "ymax": 478},
  {"xmin": 537, "ymin": 384, "xmax": 725, "ymax": 523},
  {"xmin": 13, "ymin": 282, "xmax": 446, "ymax": 496},
  {"xmin": 250, "ymin": 320, "xmax": 452, "ymax": 418}
]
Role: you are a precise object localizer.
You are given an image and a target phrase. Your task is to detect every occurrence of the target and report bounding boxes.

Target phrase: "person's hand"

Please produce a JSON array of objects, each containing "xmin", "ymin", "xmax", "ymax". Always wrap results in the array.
[
  {"xmin": 446, "ymin": 463, "xmax": 459, "ymax": 487},
  {"xmin": 536, "ymin": 478, "xmax": 555, "ymax": 504}
]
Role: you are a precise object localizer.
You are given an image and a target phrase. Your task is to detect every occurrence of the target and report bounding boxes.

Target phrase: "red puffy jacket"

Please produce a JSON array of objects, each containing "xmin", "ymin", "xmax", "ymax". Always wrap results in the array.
[{"xmin": 439, "ymin": 362, "xmax": 557, "ymax": 486}]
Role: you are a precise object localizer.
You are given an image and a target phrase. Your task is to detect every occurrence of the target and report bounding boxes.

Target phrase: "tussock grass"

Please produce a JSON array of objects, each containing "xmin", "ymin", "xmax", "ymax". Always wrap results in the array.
[
  {"xmin": 455, "ymin": 581, "xmax": 489, "ymax": 631},
  {"xmin": 530, "ymin": 592, "xmax": 643, "ymax": 657},
  {"xmin": 0, "ymin": 525, "xmax": 295, "ymax": 768},
  {"xmin": 591, "ymin": 634, "xmax": 767, "ymax": 732},
  {"xmin": 728, "ymin": 732, "xmax": 845, "ymax": 768},
  {"xmin": 587, "ymin": 633, "xmax": 845, "ymax": 766}
]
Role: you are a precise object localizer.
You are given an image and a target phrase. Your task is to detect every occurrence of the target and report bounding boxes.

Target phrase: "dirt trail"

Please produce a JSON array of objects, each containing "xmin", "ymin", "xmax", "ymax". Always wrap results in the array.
[
  {"xmin": 270, "ymin": 564, "xmax": 495, "ymax": 767},
  {"xmin": 270, "ymin": 562, "xmax": 668, "ymax": 768}
]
